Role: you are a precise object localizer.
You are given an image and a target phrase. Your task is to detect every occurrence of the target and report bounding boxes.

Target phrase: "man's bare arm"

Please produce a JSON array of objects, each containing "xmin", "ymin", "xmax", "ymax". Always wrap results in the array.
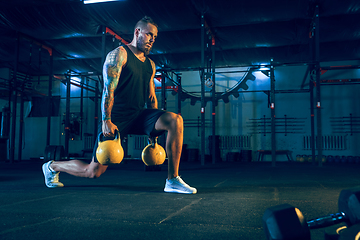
[
  {"xmin": 147, "ymin": 59, "xmax": 158, "ymax": 109},
  {"xmin": 102, "ymin": 47, "xmax": 126, "ymax": 120},
  {"xmin": 101, "ymin": 47, "xmax": 127, "ymax": 134}
]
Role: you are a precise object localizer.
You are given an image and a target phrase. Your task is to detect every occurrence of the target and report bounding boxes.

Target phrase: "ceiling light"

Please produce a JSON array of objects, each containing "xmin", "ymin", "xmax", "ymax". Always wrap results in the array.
[{"xmin": 83, "ymin": 0, "xmax": 123, "ymax": 4}]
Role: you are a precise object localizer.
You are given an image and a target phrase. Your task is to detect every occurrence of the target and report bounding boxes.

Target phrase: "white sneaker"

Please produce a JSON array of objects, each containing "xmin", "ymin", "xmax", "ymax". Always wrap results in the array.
[
  {"xmin": 42, "ymin": 161, "xmax": 64, "ymax": 188},
  {"xmin": 164, "ymin": 176, "xmax": 197, "ymax": 194}
]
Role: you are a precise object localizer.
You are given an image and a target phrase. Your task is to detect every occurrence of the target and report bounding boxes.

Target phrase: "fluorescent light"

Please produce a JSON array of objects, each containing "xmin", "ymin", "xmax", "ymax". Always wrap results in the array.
[
  {"xmin": 253, "ymin": 71, "xmax": 269, "ymax": 80},
  {"xmin": 259, "ymin": 63, "xmax": 270, "ymax": 71},
  {"xmin": 84, "ymin": 0, "xmax": 123, "ymax": 4},
  {"xmin": 259, "ymin": 67, "xmax": 270, "ymax": 71}
]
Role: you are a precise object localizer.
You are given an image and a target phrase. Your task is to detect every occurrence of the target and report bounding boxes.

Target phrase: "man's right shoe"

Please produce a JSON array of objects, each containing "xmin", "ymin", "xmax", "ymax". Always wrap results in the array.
[
  {"xmin": 42, "ymin": 161, "xmax": 64, "ymax": 188},
  {"xmin": 164, "ymin": 176, "xmax": 197, "ymax": 194}
]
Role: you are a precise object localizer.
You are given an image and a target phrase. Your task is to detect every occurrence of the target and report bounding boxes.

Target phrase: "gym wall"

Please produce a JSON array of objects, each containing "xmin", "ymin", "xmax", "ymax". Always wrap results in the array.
[{"xmin": 2, "ymin": 59, "xmax": 360, "ymax": 162}]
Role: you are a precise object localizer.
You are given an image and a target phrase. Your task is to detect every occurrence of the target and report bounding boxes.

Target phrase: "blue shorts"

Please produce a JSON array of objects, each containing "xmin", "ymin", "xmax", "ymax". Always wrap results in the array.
[{"xmin": 92, "ymin": 109, "xmax": 166, "ymax": 162}]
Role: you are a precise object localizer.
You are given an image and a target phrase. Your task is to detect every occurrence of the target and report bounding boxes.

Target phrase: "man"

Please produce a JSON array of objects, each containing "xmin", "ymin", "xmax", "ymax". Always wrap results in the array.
[{"xmin": 42, "ymin": 16, "xmax": 197, "ymax": 194}]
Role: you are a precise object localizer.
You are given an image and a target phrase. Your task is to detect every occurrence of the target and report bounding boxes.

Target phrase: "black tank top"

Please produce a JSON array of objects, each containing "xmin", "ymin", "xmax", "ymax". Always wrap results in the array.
[{"xmin": 111, "ymin": 45, "xmax": 153, "ymax": 131}]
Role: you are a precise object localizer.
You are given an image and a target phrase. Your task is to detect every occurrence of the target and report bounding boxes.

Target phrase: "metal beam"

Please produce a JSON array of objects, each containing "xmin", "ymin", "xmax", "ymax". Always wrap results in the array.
[
  {"xmin": 99, "ymin": 25, "xmax": 107, "ymax": 91},
  {"xmin": 270, "ymin": 59, "xmax": 276, "ymax": 167},
  {"xmin": 310, "ymin": 79, "xmax": 316, "ymax": 165},
  {"xmin": 211, "ymin": 35, "xmax": 216, "ymax": 164},
  {"xmin": 64, "ymin": 74, "xmax": 71, "ymax": 158},
  {"xmin": 18, "ymin": 87, "xmax": 24, "ymax": 161},
  {"xmin": 94, "ymin": 80, "xmax": 99, "ymax": 144},
  {"xmin": 176, "ymin": 75, "xmax": 182, "ymax": 115},
  {"xmin": 161, "ymin": 72, "xmax": 166, "ymax": 110},
  {"xmin": 314, "ymin": 5, "xmax": 323, "ymax": 167},
  {"xmin": 200, "ymin": 14, "xmax": 206, "ymax": 166},
  {"xmin": 46, "ymin": 51, "xmax": 53, "ymax": 146},
  {"xmin": 10, "ymin": 33, "xmax": 19, "ymax": 163},
  {"xmin": 80, "ymin": 76, "xmax": 84, "ymax": 140}
]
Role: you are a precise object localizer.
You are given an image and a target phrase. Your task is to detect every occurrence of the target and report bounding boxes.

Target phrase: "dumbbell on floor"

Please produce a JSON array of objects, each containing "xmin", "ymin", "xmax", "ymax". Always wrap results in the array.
[{"xmin": 262, "ymin": 187, "xmax": 360, "ymax": 240}]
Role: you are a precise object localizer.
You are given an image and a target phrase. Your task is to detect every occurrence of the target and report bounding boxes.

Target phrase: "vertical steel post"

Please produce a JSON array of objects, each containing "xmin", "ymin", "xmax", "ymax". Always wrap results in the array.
[
  {"xmin": 314, "ymin": 5, "xmax": 323, "ymax": 167},
  {"xmin": 161, "ymin": 72, "xmax": 166, "ymax": 110},
  {"xmin": 46, "ymin": 51, "xmax": 53, "ymax": 146},
  {"xmin": 6, "ymin": 68, "xmax": 11, "ymax": 161},
  {"xmin": 101, "ymin": 26, "xmax": 106, "ymax": 75},
  {"xmin": 200, "ymin": 14, "xmax": 206, "ymax": 165},
  {"xmin": 160, "ymin": 72, "xmax": 166, "ymax": 147},
  {"xmin": 211, "ymin": 36, "xmax": 216, "ymax": 164},
  {"xmin": 176, "ymin": 74, "xmax": 182, "ymax": 156},
  {"xmin": 270, "ymin": 59, "xmax": 276, "ymax": 167},
  {"xmin": 18, "ymin": 89, "xmax": 24, "ymax": 161},
  {"xmin": 94, "ymin": 81, "xmax": 99, "ymax": 143},
  {"xmin": 18, "ymin": 42, "xmax": 30, "ymax": 161},
  {"xmin": 309, "ymin": 6, "xmax": 316, "ymax": 166},
  {"xmin": 80, "ymin": 76, "xmax": 84, "ymax": 140},
  {"xmin": 10, "ymin": 33, "xmax": 19, "ymax": 163},
  {"xmin": 310, "ymin": 79, "xmax": 316, "ymax": 164},
  {"xmin": 97, "ymin": 25, "xmax": 106, "ymax": 142},
  {"xmin": 64, "ymin": 74, "xmax": 71, "ymax": 158},
  {"xmin": 177, "ymin": 75, "xmax": 182, "ymax": 115}
]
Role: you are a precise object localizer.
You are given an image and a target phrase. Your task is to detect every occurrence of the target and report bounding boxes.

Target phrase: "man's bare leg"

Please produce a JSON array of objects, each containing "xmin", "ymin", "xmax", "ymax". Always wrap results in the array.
[
  {"xmin": 155, "ymin": 112, "xmax": 196, "ymax": 194},
  {"xmin": 154, "ymin": 112, "xmax": 183, "ymax": 179},
  {"xmin": 42, "ymin": 158, "xmax": 108, "ymax": 188},
  {"xmin": 51, "ymin": 158, "xmax": 108, "ymax": 178}
]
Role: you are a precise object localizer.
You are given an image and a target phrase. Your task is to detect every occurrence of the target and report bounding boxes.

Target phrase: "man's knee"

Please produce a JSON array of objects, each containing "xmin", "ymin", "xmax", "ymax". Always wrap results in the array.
[
  {"xmin": 86, "ymin": 160, "xmax": 107, "ymax": 178},
  {"xmin": 87, "ymin": 170, "xmax": 100, "ymax": 179},
  {"xmin": 167, "ymin": 112, "xmax": 183, "ymax": 129},
  {"xmin": 156, "ymin": 112, "xmax": 183, "ymax": 132}
]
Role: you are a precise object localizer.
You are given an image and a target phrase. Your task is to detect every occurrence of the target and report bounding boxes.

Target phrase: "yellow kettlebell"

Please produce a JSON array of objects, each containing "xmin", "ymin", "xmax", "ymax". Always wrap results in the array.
[
  {"xmin": 141, "ymin": 138, "xmax": 166, "ymax": 166},
  {"xmin": 96, "ymin": 130, "xmax": 124, "ymax": 165}
]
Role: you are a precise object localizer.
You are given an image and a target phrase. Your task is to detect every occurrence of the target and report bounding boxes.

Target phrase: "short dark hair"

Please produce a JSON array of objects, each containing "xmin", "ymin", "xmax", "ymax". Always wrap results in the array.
[{"xmin": 135, "ymin": 16, "xmax": 158, "ymax": 30}]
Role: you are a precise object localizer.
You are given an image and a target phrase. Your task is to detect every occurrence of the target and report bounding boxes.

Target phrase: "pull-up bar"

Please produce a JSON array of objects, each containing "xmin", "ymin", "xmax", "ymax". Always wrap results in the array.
[
  {"xmin": 20, "ymin": 34, "xmax": 53, "ymax": 56},
  {"xmin": 105, "ymin": 27, "xmax": 129, "ymax": 45}
]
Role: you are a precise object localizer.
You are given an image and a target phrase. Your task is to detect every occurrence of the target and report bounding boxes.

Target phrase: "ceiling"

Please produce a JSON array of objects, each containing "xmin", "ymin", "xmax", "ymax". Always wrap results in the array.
[{"xmin": 0, "ymin": 0, "xmax": 360, "ymax": 78}]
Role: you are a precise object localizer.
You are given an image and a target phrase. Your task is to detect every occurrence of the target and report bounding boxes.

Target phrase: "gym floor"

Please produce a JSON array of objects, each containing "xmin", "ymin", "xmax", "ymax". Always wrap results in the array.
[{"xmin": 1, "ymin": 159, "xmax": 359, "ymax": 240}]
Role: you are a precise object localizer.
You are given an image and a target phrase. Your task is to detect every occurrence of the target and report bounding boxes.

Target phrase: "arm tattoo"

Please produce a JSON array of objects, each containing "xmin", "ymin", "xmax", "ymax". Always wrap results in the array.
[{"xmin": 101, "ymin": 47, "xmax": 126, "ymax": 121}]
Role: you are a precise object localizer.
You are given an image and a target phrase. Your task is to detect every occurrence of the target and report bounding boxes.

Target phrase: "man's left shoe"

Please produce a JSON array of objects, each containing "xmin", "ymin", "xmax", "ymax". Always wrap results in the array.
[
  {"xmin": 164, "ymin": 176, "xmax": 197, "ymax": 194},
  {"xmin": 42, "ymin": 161, "xmax": 64, "ymax": 188}
]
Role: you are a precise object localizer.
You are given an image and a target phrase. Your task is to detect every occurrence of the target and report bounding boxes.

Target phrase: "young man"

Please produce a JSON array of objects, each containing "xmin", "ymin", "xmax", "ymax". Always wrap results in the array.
[{"xmin": 42, "ymin": 16, "xmax": 197, "ymax": 194}]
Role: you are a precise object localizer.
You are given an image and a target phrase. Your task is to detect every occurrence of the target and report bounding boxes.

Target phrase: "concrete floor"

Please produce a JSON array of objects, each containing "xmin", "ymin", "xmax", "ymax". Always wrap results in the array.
[{"xmin": 1, "ymin": 160, "xmax": 360, "ymax": 240}]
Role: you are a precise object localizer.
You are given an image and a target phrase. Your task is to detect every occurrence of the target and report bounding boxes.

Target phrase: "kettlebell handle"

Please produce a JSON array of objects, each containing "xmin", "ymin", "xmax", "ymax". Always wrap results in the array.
[
  {"xmin": 98, "ymin": 130, "xmax": 121, "ymax": 145},
  {"xmin": 149, "ymin": 136, "xmax": 158, "ymax": 147}
]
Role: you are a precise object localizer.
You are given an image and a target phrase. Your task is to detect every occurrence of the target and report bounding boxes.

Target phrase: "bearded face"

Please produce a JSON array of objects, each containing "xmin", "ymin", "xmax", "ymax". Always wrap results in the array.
[
  {"xmin": 136, "ymin": 34, "xmax": 152, "ymax": 56},
  {"xmin": 135, "ymin": 23, "xmax": 157, "ymax": 56}
]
